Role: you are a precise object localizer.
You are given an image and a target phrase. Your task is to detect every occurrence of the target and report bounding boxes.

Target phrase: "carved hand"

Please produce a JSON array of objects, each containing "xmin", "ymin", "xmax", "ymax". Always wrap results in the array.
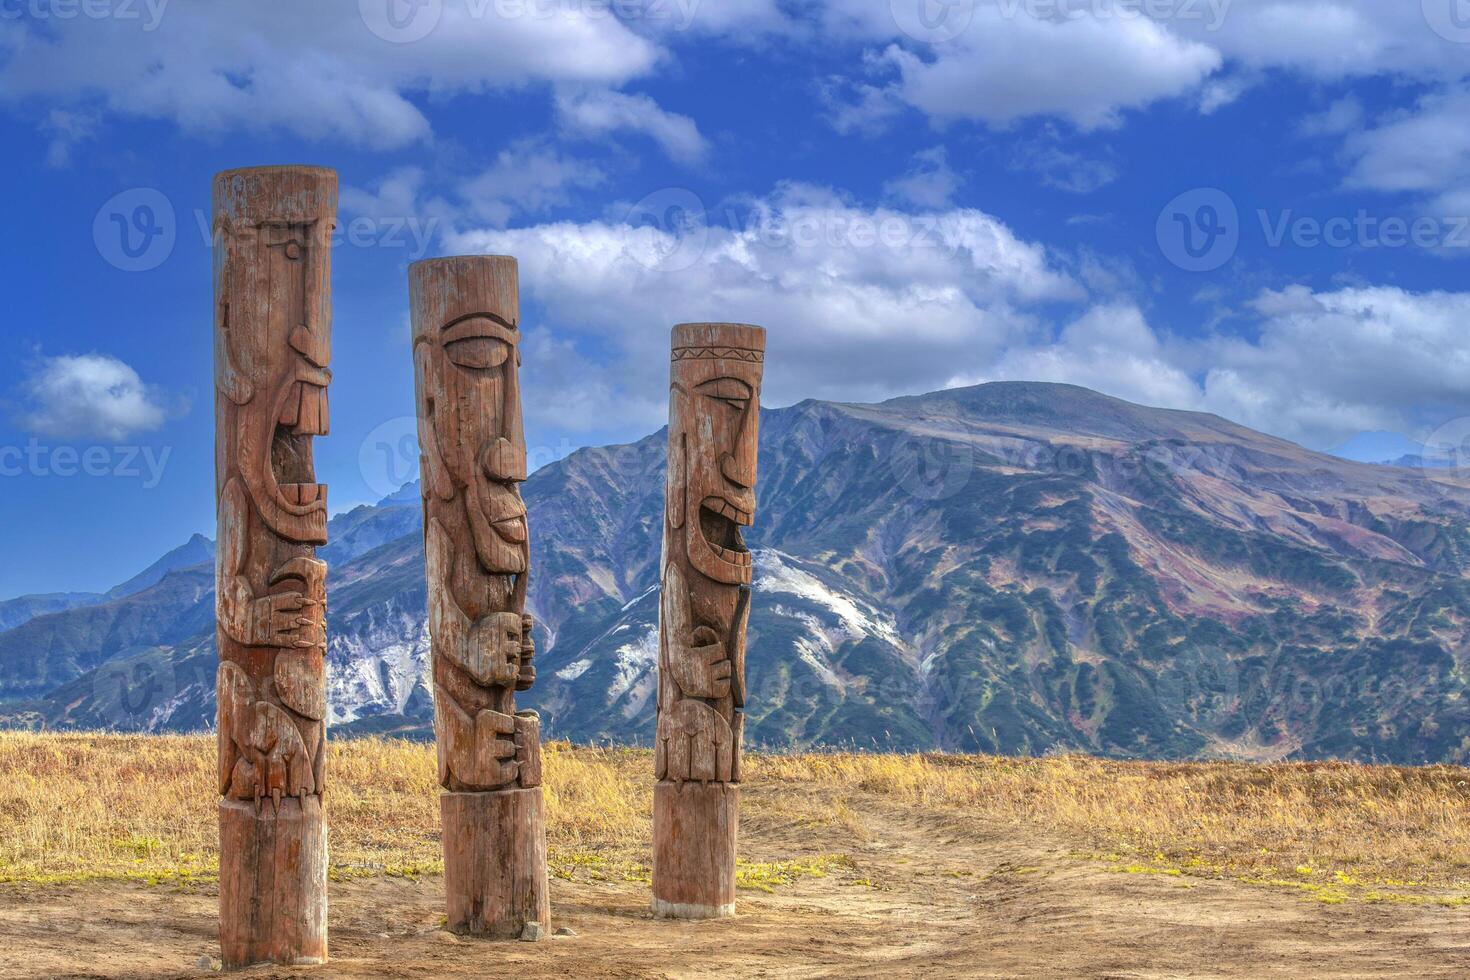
[
  {"xmin": 517, "ymin": 613, "xmax": 537, "ymax": 691},
  {"xmin": 250, "ymin": 592, "xmax": 324, "ymax": 650},
  {"xmin": 671, "ymin": 625, "xmax": 732, "ymax": 700},
  {"xmin": 472, "ymin": 708, "xmax": 520, "ymax": 787}
]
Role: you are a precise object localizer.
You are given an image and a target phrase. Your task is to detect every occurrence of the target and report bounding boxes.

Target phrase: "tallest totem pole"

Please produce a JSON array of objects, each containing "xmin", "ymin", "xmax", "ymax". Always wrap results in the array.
[{"xmin": 213, "ymin": 166, "xmax": 334, "ymax": 968}]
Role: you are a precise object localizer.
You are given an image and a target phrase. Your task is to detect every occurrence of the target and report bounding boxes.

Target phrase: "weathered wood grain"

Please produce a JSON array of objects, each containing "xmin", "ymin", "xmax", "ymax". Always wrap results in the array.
[
  {"xmin": 653, "ymin": 322, "xmax": 765, "ymax": 919},
  {"xmin": 410, "ymin": 255, "xmax": 548, "ymax": 939},
  {"xmin": 213, "ymin": 165, "xmax": 336, "ymax": 968},
  {"xmin": 442, "ymin": 789, "xmax": 550, "ymax": 938},
  {"xmin": 651, "ymin": 782, "xmax": 739, "ymax": 918},
  {"xmin": 218, "ymin": 797, "xmax": 328, "ymax": 966}
]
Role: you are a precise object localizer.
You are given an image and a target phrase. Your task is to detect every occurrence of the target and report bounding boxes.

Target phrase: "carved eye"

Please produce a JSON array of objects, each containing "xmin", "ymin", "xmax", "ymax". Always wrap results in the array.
[
  {"xmin": 282, "ymin": 240, "xmax": 304, "ymax": 261},
  {"xmin": 696, "ymin": 377, "xmax": 752, "ymax": 413},
  {"xmin": 445, "ymin": 337, "xmax": 510, "ymax": 370}
]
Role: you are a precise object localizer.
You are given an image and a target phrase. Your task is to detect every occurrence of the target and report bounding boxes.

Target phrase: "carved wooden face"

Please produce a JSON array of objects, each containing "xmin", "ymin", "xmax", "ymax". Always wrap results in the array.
[
  {"xmin": 671, "ymin": 350, "xmax": 762, "ymax": 586},
  {"xmin": 220, "ymin": 221, "xmax": 332, "ymax": 545},
  {"xmin": 416, "ymin": 312, "xmax": 529, "ymax": 575}
]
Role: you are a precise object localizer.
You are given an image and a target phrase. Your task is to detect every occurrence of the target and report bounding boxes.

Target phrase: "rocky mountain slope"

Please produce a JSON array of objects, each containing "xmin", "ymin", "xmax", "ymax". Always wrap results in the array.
[{"xmin": 4, "ymin": 382, "xmax": 1469, "ymax": 764}]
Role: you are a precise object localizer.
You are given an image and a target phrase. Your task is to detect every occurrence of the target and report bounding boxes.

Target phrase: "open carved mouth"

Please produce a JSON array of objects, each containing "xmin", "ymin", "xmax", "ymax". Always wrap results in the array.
[
  {"xmin": 699, "ymin": 496, "xmax": 752, "ymax": 569},
  {"xmin": 270, "ymin": 373, "xmax": 330, "ymax": 515}
]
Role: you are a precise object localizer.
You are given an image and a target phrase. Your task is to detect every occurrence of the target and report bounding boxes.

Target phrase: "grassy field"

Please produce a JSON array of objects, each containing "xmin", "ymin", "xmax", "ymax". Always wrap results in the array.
[{"xmin": 1, "ymin": 732, "xmax": 1467, "ymax": 906}]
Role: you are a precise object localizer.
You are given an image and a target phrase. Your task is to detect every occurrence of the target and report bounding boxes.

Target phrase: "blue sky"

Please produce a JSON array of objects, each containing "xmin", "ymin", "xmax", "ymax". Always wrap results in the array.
[{"xmin": 2, "ymin": 0, "xmax": 1470, "ymax": 597}]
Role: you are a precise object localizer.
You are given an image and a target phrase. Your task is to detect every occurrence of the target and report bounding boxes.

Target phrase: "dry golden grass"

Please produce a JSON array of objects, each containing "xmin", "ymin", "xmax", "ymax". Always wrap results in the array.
[
  {"xmin": 757, "ymin": 753, "xmax": 1470, "ymax": 901},
  {"xmin": 1, "ymin": 732, "xmax": 1466, "ymax": 904}
]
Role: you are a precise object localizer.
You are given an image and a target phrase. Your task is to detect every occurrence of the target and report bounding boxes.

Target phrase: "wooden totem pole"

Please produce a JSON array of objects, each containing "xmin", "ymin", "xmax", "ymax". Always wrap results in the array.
[
  {"xmin": 410, "ymin": 256, "xmax": 550, "ymax": 939},
  {"xmin": 653, "ymin": 322, "xmax": 766, "ymax": 919},
  {"xmin": 213, "ymin": 166, "xmax": 335, "ymax": 967}
]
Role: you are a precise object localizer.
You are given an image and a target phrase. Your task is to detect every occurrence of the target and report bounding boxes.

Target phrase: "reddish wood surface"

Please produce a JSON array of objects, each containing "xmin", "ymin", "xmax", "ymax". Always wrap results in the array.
[
  {"xmin": 653, "ymin": 323, "xmax": 765, "ymax": 919},
  {"xmin": 442, "ymin": 789, "xmax": 550, "ymax": 938},
  {"xmin": 218, "ymin": 797, "xmax": 328, "ymax": 967},
  {"xmin": 411, "ymin": 255, "xmax": 548, "ymax": 938},
  {"xmin": 651, "ymin": 782, "xmax": 739, "ymax": 918},
  {"xmin": 213, "ymin": 165, "xmax": 336, "ymax": 968}
]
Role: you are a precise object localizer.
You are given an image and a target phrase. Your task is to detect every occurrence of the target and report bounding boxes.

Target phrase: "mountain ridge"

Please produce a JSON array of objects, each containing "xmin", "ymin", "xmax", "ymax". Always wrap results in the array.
[{"xmin": 3, "ymin": 381, "xmax": 1468, "ymax": 764}]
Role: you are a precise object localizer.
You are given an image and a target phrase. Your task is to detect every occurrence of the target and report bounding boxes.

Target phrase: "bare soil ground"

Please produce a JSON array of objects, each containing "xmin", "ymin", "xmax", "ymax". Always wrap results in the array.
[{"xmin": 3, "ymin": 791, "xmax": 1467, "ymax": 980}]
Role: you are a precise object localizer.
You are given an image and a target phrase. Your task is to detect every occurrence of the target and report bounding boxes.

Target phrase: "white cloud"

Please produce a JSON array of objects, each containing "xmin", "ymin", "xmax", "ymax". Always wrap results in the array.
[
  {"xmin": 555, "ymin": 88, "xmax": 709, "ymax": 165},
  {"xmin": 884, "ymin": 146, "xmax": 962, "ymax": 208},
  {"xmin": 987, "ymin": 284, "xmax": 1470, "ymax": 448},
  {"xmin": 810, "ymin": 1, "xmax": 1470, "ymax": 136},
  {"xmin": 1203, "ymin": 285, "xmax": 1470, "ymax": 444},
  {"xmin": 985, "ymin": 303, "xmax": 1202, "ymax": 411},
  {"xmin": 0, "ymin": 3, "xmax": 658, "ymax": 148},
  {"xmin": 341, "ymin": 147, "xmax": 606, "ymax": 233},
  {"xmin": 1299, "ymin": 96, "xmax": 1364, "ymax": 138},
  {"xmin": 814, "ymin": 3, "xmax": 1221, "ymax": 131},
  {"xmin": 1341, "ymin": 87, "xmax": 1470, "ymax": 212},
  {"xmin": 1166, "ymin": 1, "xmax": 1467, "ymax": 83},
  {"xmin": 341, "ymin": 166, "xmax": 432, "ymax": 220},
  {"xmin": 20, "ymin": 354, "xmax": 171, "ymax": 441},
  {"xmin": 40, "ymin": 108, "xmax": 98, "ymax": 167},
  {"xmin": 459, "ymin": 143, "xmax": 607, "ymax": 227},
  {"xmin": 880, "ymin": 13, "xmax": 1221, "ymax": 130},
  {"xmin": 1009, "ymin": 140, "xmax": 1119, "ymax": 195},
  {"xmin": 444, "ymin": 184, "xmax": 1079, "ymax": 415}
]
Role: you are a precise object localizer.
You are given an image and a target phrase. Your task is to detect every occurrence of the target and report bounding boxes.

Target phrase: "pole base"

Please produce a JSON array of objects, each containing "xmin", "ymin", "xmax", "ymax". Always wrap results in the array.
[
  {"xmin": 652, "ymin": 781, "xmax": 739, "ymax": 919},
  {"xmin": 218, "ymin": 796, "xmax": 328, "ymax": 968},
  {"xmin": 442, "ymin": 788, "xmax": 550, "ymax": 938}
]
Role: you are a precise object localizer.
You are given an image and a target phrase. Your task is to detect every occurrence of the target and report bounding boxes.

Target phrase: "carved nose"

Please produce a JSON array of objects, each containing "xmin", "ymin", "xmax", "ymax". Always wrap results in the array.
[
  {"xmin": 482, "ymin": 437, "xmax": 527, "ymax": 483},
  {"xmin": 289, "ymin": 324, "xmax": 331, "ymax": 369},
  {"xmin": 721, "ymin": 405, "xmax": 759, "ymax": 489}
]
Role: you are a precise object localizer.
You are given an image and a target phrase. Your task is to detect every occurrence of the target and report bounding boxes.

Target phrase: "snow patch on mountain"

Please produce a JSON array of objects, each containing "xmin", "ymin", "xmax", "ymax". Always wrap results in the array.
[
  {"xmin": 328, "ymin": 599, "xmax": 431, "ymax": 724},
  {"xmin": 556, "ymin": 658, "xmax": 594, "ymax": 681},
  {"xmin": 608, "ymin": 626, "xmax": 658, "ymax": 715},
  {"xmin": 755, "ymin": 549, "xmax": 902, "ymax": 646}
]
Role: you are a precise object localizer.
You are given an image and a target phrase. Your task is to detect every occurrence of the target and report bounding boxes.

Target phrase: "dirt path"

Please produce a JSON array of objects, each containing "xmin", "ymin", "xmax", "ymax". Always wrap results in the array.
[{"xmin": 2, "ymin": 791, "xmax": 1466, "ymax": 979}]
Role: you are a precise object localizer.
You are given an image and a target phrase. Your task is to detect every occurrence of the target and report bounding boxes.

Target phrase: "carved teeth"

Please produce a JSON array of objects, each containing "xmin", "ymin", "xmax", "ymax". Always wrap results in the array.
[
  {"xmin": 281, "ymin": 483, "xmax": 326, "ymax": 507},
  {"xmin": 703, "ymin": 497, "xmax": 752, "ymax": 527},
  {"xmin": 279, "ymin": 382, "xmax": 330, "ymax": 436},
  {"xmin": 711, "ymin": 544, "xmax": 753, "ymax": 566}
]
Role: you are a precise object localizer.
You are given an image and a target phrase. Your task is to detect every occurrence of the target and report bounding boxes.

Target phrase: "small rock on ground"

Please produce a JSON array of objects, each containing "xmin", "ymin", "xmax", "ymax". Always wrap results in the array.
[
  {"xmin": 555, "ymin": 926, "xmax": 577, "ymax": 938},
  {"xmin": 520, "ymin": 922, "xmax": 547, "ymax": 942}
]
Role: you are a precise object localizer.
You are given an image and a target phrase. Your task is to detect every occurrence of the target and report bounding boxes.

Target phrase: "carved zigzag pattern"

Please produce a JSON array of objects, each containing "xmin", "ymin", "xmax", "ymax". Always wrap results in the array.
[{"xmin": 672, "ymin": 347, "xmax": 765, "ymax": 362}]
